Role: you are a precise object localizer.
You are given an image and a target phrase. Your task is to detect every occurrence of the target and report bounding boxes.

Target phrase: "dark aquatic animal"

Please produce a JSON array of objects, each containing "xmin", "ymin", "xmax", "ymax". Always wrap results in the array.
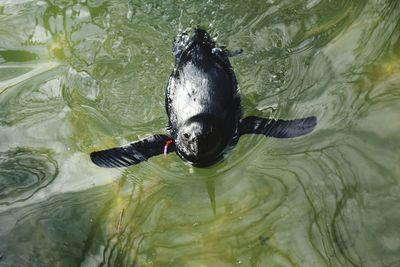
[{"xmin": 90, "ymin": 29, "xmax": 316, "ymax": 168}]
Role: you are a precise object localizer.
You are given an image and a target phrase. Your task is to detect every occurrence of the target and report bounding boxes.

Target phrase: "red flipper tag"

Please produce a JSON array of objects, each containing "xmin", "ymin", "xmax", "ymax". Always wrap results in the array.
[{"xmin": 163, "ymin": 140, "xmax": 173, "ymax": 155}]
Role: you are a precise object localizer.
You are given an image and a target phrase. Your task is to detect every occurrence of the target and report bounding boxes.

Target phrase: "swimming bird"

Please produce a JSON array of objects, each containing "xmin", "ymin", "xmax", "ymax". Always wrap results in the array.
[{"xmin": 90, "ymin": 29, "xmax": 316, "ymax": 168}]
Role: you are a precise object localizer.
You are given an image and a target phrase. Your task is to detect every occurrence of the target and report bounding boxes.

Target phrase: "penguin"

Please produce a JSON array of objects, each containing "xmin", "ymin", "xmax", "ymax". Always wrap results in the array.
[{"xmin": 90, "ymin": 29, "xmax": 316, "ymax": 168}]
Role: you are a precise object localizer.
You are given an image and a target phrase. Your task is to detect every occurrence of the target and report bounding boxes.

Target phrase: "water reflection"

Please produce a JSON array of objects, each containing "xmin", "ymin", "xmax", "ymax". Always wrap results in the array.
[{"xmin": 0, "ymin": 0, "xmax": 400, "ymax": 266}]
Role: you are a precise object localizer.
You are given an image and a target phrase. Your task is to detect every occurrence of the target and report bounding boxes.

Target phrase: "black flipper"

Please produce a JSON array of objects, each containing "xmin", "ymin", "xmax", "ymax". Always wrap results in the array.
[
  {"xmin": 90, "ymin": 135, "xmax": 175, "ymax": 168},
  {"xmin": 226, "ymin": 49, "xmax": 243, "ymax": 57},
  {"xmin": 239, "ymin": 116, "xmax": 316, "ymax": 138}
]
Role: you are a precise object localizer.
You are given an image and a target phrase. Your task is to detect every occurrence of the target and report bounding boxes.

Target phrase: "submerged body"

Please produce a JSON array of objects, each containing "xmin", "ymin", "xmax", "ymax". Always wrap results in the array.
[{"xmin": 90, "ymin": 29, "xmax": 316, "ymax": 168}]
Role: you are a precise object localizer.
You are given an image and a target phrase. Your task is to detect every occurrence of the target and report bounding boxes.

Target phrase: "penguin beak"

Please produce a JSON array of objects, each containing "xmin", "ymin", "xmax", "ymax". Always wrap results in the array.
[{"xmin": 188, "ymin": 139, "xmax": 199, "ymax": 155}]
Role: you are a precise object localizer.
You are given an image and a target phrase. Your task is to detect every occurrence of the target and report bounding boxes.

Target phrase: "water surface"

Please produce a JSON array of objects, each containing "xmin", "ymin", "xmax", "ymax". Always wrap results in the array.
[{"xmin": 1, "ymin": 0, "xmax": 400, "ymax": 266}]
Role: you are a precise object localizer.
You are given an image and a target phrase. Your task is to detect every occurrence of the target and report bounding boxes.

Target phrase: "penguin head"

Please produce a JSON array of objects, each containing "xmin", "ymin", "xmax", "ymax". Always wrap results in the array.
[{"xmin": 175, "ymin": 114, "xmax": 227, "ymax": 166}]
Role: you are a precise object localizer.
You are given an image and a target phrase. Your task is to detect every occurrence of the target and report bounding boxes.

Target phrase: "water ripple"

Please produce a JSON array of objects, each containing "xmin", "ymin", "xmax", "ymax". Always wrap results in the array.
[{"xmin": 0, "ymin": 148, "xmax": 58, "ymax": 206}]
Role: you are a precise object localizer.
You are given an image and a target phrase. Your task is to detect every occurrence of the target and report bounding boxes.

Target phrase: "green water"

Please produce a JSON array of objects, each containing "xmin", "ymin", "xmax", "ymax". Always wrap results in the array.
[{"xmin": 1, "ymin": 0, "xmax": 400, "ymax": 266}]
